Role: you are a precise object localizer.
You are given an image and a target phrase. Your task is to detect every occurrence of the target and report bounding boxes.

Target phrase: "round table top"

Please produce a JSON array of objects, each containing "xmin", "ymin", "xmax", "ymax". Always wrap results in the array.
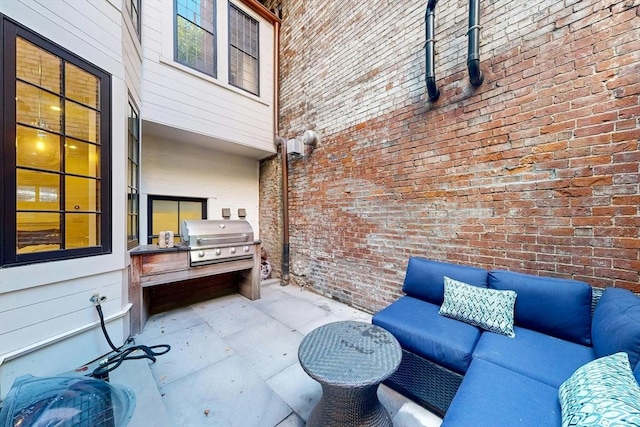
[{"xmin": 298, "ymin": 321, "xmax": 402, "ymax": 388}]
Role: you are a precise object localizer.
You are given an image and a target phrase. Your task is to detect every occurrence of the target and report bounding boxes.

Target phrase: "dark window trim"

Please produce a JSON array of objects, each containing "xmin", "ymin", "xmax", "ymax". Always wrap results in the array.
[
  {"xmin": 228, "ymin": 2, "xmax": 260, "ymax": 96},
  {"xmin": 127, "ymin": 0, "xmax": 142, "ymax": 40},
  {"xmin": 174, "ymin": 0, "xmax": 217, "ymax": 78},
  {"xmin": 127, "ymin": 95, "xmax": 140, "ymax": 250},
  {"xmin": 147, "ymin": 195, "xmax": 207, "ymax": 244},
  {"xmin": 1, "ymin": 15, "xmax": 112, "ymax": 267},
  {"xmin": 0, "ymin": 15, "xmax": 5, "ymax": 267}
]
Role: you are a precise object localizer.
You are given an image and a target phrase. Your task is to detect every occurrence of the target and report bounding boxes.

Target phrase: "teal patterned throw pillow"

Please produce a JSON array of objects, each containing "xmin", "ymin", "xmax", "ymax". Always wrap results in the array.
[
  {"xmin": 439, "ymin": 276, "xmax": 517, "ymax": 338},
  {"xmin": 559, "ymin": 352, "xmax": 640, "ymax": 427}
]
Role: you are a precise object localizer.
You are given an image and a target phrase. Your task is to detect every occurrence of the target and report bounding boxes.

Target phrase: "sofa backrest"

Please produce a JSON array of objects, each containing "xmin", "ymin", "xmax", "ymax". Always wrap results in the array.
[
  {"xmin": 591, "ymin": 287, "xmax": 640, "ymax": 383},
  {"xmin": 488, "ymin": 270, "xmax": 593, "ymax": 346},
  {"xmin": 402, "ymin": 257, "xmax": 489, "ymax": 305}
]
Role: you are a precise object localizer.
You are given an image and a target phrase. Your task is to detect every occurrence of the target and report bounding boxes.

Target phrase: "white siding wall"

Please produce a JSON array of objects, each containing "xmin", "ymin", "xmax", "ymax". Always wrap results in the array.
[
  {"xmin": 0, "ymin": 0, "xmax": 275, "ymax": 399},
  {"xmin": 0, "ymin": 0, "xmax": 132, "ymax": 399},
  {"xmin": 122, "ymin": 2, "xmax": 143, "ymax": 106},
  {"xmin": 141, "ymin": 0, "xmax": 276, "ymax": 153},
  {"xmin": 141, "ymin": 136, "xmax": 260, "ymax": 237}
]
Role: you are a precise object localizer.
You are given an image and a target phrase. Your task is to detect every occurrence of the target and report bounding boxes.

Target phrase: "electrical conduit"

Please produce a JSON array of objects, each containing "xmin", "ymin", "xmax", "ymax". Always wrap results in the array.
[
  {"xmin": 467, "ymin": 0, "xmax": 484, "ymax": 86},
  {"xmin": 425, "ymin": 0, "xmax": 440, "ymax": 102}
]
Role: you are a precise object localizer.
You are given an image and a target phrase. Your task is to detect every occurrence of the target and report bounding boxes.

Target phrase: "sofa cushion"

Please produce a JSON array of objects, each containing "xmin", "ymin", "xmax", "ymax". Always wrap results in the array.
[
  {"xmin": 439, "ymin": 276, "xmax": 517, "ymax": 337},
  {"xmin": 473, "ymin": 326, "xmax": 595, "ymax": 388},
  {"xmin": 372, "ymin": 296, "xmax": 481, "ymax": 374},
  {"xmin": 441, "ymin": 358, "xmax": 561, "ymax": 427},
  {"xmin": 488, "ymin": 270, "xmax": 592, "ymax": 345},
  {"xmin": 402, "ymin": 257, "xmax": 488, "ymax": 305},
  {"xmin": 592, "ymin": 287, "xmax": 640, "ymax": 381},
  {"xmin": 559, "ymin": 352, "xmax": 640, "ymax": 427}
]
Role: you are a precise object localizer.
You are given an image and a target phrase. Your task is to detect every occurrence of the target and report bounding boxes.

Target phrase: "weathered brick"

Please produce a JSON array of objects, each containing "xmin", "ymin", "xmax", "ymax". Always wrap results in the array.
[{"xmin": 260, "ymin": 0, "xmax": 640, "ymax": 310}]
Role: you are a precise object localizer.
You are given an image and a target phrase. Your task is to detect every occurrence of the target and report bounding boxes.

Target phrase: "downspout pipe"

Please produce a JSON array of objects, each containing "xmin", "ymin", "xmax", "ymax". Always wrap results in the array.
[
  {"xmin": 279, "ymin": 136, "xmax": 290, "ymax": 287},
  {"xmin": 467, "ymin": 0, "xmax": 484, "ymax": 87},
  {"xmin": 425, "ymin": 0, "xmax": 440, "ymax": 101},
  {"xmin": 272, "ymin": 8, "xmax": 289, "ymax": 287}
]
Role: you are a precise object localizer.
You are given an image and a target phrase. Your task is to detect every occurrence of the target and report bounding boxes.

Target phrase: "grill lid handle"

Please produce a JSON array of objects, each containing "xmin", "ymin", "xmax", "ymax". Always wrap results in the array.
[{"xmin": 196, "ymin": 233, "xmax": 251, "ymax": 244}]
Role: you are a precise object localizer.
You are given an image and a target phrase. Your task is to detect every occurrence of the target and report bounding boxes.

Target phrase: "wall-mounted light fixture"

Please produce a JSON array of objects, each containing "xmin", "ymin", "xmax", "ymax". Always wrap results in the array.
[
  {"xmin": 286, "ymin": 130, "xmax": 320, "ymax": 157},
  {"xmin": 302, "ymin": 130, "xmax": 319, "ymax": 148}
]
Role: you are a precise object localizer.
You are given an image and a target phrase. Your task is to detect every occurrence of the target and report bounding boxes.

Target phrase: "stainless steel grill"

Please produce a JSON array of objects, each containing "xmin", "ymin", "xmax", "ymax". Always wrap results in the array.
[{"xmin": 180, "ymin": 220, "xmax": 256, "ymax": 266}]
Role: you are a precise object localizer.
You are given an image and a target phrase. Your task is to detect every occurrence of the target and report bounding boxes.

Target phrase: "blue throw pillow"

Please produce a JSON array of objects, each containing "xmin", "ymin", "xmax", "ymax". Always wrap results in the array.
[
  {"xmin": 558, "ymin": 352, "xmax": 640, "ymax": 427},
  {"xmin": 439, "ymin": 276, "xmax": 517, "ymax": 338},
  {"xmin": 592, "ymin": 288, "xmax": 640, "ymax": 381}
]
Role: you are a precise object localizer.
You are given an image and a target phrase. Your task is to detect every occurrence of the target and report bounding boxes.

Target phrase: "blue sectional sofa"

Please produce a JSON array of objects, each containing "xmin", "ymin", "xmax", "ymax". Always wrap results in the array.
[{"xmin": 372, "ymin": 257, "xmax": 640, "ymax": 426}]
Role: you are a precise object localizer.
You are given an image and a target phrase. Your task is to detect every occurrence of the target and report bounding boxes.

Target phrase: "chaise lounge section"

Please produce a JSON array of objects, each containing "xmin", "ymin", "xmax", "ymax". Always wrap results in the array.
[{"xmin": 372, "ymin": 257, "xmax": 640, "ymax": 426}]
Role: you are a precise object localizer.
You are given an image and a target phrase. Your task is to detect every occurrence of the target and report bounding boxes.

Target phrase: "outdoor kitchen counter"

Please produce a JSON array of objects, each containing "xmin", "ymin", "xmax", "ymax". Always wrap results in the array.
[
  {"xmin": 129, "ymin": 241, "xmax": 261, "ymax": 334},
  {"xmin": 129, "ymin": 244, "xmax": 190, "ymax": 254}
]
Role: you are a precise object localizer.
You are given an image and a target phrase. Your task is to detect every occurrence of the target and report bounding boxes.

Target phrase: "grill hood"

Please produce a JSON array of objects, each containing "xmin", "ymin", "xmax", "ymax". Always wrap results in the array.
[{"xmin": 180, "ymin": 220, "xmax": 255, "ymax": 248}]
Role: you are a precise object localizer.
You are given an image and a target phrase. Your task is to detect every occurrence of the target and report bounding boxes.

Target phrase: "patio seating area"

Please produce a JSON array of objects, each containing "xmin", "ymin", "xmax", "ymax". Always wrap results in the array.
[{"xmin": 109, "ymin": 279, "xmax": 443, "ymax": 426}]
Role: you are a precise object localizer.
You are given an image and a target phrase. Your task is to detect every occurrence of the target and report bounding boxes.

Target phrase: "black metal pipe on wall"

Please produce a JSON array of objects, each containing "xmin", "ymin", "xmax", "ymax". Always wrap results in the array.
[
  {"xmin": 425, "ymin": 0, "xmax": 440, "ymax": 102},
  {"xmin": 467, "ymin": 0, "xmax": 484, "ymax": 86}
]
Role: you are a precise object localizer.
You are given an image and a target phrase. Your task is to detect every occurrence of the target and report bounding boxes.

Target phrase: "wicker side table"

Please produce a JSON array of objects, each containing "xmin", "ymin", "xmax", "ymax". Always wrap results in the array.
[{"xmin": 298, "ymin": 321, "xmax": 402, "ymax": 427}]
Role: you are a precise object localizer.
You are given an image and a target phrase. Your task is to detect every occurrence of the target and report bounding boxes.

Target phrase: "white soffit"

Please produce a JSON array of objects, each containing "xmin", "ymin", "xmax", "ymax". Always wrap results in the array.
[{"xmin": 142, "ymin": 120, "xmax": 277, "ymax": 160}]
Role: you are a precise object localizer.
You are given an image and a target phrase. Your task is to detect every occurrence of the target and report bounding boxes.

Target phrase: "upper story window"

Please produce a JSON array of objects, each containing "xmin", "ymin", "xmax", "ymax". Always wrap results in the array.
[
  {"xmin": 175, "ymin": 0, "xmax": 216, "ymax": 77},
  {"xmin": 229, "ymin": 3, "xmax": 259, "ymax": 95},
  {"xmin": 126, "ymin": 0, "xmax": 142, "ymax": 39},
  {"xmin": 127, "ymin": 98, "xmax": 140, "ymax": 249},
  {"xmin": 1, "ymin": 17, "xmax": 112, "ymax": 266}
]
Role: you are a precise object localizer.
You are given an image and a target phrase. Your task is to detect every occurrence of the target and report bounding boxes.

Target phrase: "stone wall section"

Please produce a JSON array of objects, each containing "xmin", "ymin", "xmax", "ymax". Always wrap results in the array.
[
  {"xmin": 259, "ymin": 153, "xmax": 283, "ymax": 279},
  {"xmin": 260, "ymin": 0, "xmax": 640, "ymax": 310}
]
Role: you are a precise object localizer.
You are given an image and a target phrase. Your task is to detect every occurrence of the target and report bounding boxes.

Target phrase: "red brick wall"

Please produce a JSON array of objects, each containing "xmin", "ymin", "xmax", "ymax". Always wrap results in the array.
[
  {"xmin": 260, "ymin": 0, "xmax": 640, "ymax": 310},
  {"xmin": 259, "ymin": 154, "xmax": 283, "ymax": 279}
]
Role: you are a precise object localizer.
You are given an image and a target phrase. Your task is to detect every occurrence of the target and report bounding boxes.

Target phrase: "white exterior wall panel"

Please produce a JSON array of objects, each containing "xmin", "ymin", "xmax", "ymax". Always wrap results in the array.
[
  {"xmin": 0, "ymin": 0, "xmax": 131, "ymax": 399},
  {"xmin": 142, "ymin": 76, "xmax": 272, "ymax": 145},
  {"xmin": 0, "ymin": 0, "xmax": 277, "ymax": 399},
  {"xmin": 142, "ymin": 136, "xmax": 260, "ymax": 232},
  {"xmin": 141, "ymin": 0, "xmax": 276, "ymax": 155},
  {"xmin": 122, "ymin": 13, "xmax": 143, "ymax": 105}
]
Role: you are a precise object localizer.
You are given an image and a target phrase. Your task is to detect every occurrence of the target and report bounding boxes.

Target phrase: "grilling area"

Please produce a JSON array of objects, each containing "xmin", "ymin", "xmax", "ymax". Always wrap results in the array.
[{"xmin": 129, "ymin": 220, "xmax": 262, "ymax": 334}]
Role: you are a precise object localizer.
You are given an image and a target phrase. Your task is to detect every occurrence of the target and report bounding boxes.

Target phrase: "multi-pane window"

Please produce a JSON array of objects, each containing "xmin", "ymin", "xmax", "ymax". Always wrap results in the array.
[
  {"xmin": 127, "ymin": 99, "xmax": 140, "ymax": 249},
  {"xmin": 2, "ymin": 18, "xmax": 111, "ymax": 266},
  {"xmin": 229, "ymin": 4, "xmax": 259, "ymax": 95},
  {"xmin": 148, "ymin": 196, "xmax": 206, "ymax": 244},
  {"xmin": 126, "ymin": 0, "xmax": 142, "ymax": 39},
  {"xmin": 175, "ymin": 0, "xmax": 216, "ymax": 77}
]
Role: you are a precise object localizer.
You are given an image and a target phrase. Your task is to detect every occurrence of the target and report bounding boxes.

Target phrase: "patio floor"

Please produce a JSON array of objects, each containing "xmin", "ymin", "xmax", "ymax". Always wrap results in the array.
[{"xmin": 109, "ymin": 279, "xmax": 443, "ymax": 426}]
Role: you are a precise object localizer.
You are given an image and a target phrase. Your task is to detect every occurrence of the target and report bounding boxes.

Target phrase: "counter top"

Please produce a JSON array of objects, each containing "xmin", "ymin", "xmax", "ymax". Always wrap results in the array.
[{"xmin": 130, "ymin": 244, "xmax": 189, "ymax": 255}]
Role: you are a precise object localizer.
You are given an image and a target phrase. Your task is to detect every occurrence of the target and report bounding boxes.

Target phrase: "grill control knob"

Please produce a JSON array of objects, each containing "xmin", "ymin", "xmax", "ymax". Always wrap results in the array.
[
  {"xmin": 230, "ymin": 247, "xmax": 236, "ymax": 254},
  {"xmin": 243, "ymin": 246, "xmax": 250, "ymax": 252},
  {"xmin": 215, "ymin": 249, "xmax": 221, "ymax": 255},
  {"xmin": 198, "ymin": 250, "xmax": 205, "ymax": 258}
]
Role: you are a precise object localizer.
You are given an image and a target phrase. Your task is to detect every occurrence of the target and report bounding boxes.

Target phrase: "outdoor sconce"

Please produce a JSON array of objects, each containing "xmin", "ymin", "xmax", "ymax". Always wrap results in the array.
[
  {"xmin": 287, "ymin": 130, "xmax": 320, "ymax": 157},
  {"xmin": 302, "ymin": 130, "xmax": 319, "ymax": 149}
]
